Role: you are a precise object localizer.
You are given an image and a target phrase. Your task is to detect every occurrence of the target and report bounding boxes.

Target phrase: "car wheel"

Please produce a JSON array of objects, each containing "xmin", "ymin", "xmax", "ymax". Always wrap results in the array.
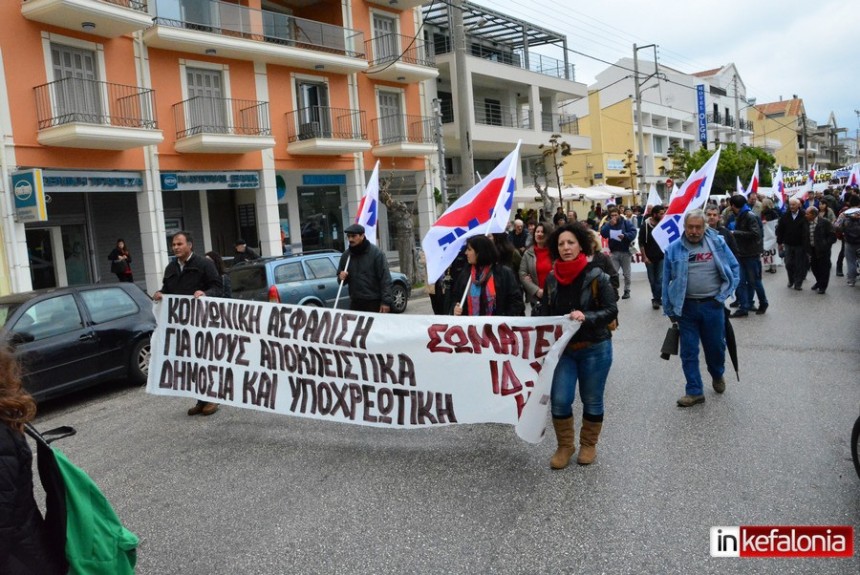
[
  {"xmin": 129, "ymin": 337, "xmax": 151, "ymax": 386},
  {"xmin": 391, "ymin": 284, "xmax": 408, "ymax": 313}
]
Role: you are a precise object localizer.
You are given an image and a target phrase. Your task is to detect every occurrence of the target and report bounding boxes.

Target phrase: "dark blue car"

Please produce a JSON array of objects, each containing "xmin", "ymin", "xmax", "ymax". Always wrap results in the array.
[{"xmin": 0, "ymin": 283, "xmax": 155, "ymax": 401}]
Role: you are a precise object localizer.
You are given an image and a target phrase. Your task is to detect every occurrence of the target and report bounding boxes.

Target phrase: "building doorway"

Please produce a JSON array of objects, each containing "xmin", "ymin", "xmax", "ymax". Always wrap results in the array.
[
  {"xmin": 26, "ymin": 224, "xmax": 91, "ymax": 289},
  {"xmin": 297, "ymin": 185, "xmax": 343, "ymax": 252}
]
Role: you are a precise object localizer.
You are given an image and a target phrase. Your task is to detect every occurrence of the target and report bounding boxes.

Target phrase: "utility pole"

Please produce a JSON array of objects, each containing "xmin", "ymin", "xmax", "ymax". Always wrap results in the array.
[
  {"xmin": 432, "ymin": 98, "xmax": 448, "ymax": 209},
  {"xmin": 733, "ymin": 74, "xmax": 741, "ymax": 147},
  {"xmin": 801, "ymin": 111, "xmax": 809, "ymax": 170},
  {"xmin": 855, "ymin": 109, "xmax": 859, "ymax": 165},
  {"xmin": 451, "ymin": 0, "xmax": 474, "ymax": 192},
  {"xmin": 633, "ymin": 43, "xmax": 658, "ymax": 203}
]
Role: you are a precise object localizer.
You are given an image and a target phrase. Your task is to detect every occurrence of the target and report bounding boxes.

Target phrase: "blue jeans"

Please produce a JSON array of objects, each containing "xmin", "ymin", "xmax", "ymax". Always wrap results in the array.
[
  {"xmin": 679, "ymin": 299, "xmax": 726, "ymax": 396},
  {"xmin": 737, "ymin": 256, "xmax": 768, "ymax": 311},
  {"xmin": 645, "ymin": 260, "xmax": 663, "ymax": 301},
  {"xmin": 551, "ymin": 339, "xmax": 613, "ymax": 418}
]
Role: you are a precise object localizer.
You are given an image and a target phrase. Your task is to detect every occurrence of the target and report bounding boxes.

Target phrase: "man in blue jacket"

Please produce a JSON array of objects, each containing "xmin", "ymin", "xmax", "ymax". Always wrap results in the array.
[
  {"xmin": 662, "ymin": 209, "xmax": 740, "ymax": 407},
  {"xmin": 600, "ymin": 206, "xmax": 637, "ymax": 299}
]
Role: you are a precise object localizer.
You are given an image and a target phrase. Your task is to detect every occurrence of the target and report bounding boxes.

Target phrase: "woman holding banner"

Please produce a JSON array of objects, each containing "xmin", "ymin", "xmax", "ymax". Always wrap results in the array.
[
  {"xmin": 538, "ymin": 223, "xmax": 618, "ymax": 470},
  {"xmin": 450, "ymin": 235, "xmax": 524, "ymax": 317}
]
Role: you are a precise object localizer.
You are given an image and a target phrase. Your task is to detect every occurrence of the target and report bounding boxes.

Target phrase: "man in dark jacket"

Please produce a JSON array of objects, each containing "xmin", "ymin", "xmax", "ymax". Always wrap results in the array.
[
  {"xmin": 154, "ymin": 231, "xmax": 223, "ymax": 416},
  {"xmin": 337, "ymin": 223, "xmax": 393, "ymax": 312},
  {"xmin": 233, "ymin": 238, "xmax": 260, "ymax": 264},
  {"xmin": 638, "ymin": 204, "xmax": 666, "ymax": 309},
  {"xmin": 776, "ymin": 198, "xmax": 808, "ymax": 289},
  {"xmin": 728, "ymin": 194, "xmax": 768, "ymax": 317},
  {"xmin": 803, "ymin": 206, "xmax": 837, "ymax": 294},
  {"xmin": 600, "ymin": 206, "xmax": 637, "ymax": 299}
]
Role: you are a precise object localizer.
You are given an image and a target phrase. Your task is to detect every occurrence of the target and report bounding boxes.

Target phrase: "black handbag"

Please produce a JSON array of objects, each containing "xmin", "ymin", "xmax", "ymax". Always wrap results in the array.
[{"xmin": 111, "ymin": 260, "xmax": 129, "ymax": 275}]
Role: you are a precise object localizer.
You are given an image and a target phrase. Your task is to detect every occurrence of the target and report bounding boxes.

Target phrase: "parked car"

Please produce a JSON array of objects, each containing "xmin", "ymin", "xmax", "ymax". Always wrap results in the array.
[
  {"xmin": 0, "ymin": 283, "xmax": 155, "ymax": 401},
  {"xmin": 228, "ymin": 250, "xmax": 411, "ymax": 313}
]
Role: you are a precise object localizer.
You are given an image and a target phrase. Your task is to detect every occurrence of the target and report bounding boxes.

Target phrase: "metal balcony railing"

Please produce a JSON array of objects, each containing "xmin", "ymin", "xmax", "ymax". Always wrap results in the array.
[
  {"xmin": 439, "ymin": 100, "xmax": 454, "ymax": 124},
  {"xmin": 34, "ymin": 77, "xmax": 157, "ymax": 130},
  {"xmin": 433, "ymin": 36, "xmax": 574, "ymax": 80},
  {"xmin": 151, "ymin": 0, "xmax": 365, "ymax": 58},
  {"xmin": 365, "ymin": 33, "xmax": 434, "ymax": 67},
  {"xmin": 540, "ymin": 112, "xmax": 580, "ymax": 134},
  {"xmin": 707, "ymin": 112, "xmax": 735, "ymax": 128},
  {"xmin": 80, "ymin": 0, "xmax": 149, "ymax": 10},
  {"xmin": 286, "ymin": 106, "xmax": 367, "ymax": 142},
  {"xmin": 474, "ymin": 101, "xmax": 528, "ymax": 129},
  {"xmin": 371, "ymin": 114, "xmax": 434, "ymax": 146},
  {"xmin": 738, "ymin": 118, "xmax": 754, "ymax": 131},
  {"xmin": 172, "ymin": 96, "xmax": 271, "ymax": 139}
]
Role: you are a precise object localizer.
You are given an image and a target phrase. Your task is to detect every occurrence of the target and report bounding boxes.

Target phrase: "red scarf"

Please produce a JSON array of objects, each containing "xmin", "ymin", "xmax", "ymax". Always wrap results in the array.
[
  {"xmin": 533, "ymin": 245, "xmax": 552, "ymax": 288},
  {"xmin": 552, "ymin": 253, "xmax": 588, "ymax": 285}
]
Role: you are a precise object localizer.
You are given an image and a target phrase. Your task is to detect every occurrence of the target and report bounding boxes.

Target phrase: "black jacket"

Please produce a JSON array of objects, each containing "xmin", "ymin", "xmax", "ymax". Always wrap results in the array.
[
  {"xmin": 233, "ymin": 247, "xmax": 260, "ymax": 264},
  {"xmin": 448, "ymin": 264, "xmax": 525, "ymax": 316},
  {"xmin": 776, "ymin": 210, "xmax": 807, "ymax": 246},
  {"xmin": 0, "ymin": 426, "xmax": 62, "ymax": 575},
  {"xmin": 539, "ymin": 265, "xmax": 618, "ymax": 345},
  {"xmin": 337, "ymin": 240, "xmax": 393, "ymax": 306},
  {"xmin": 730, "ymin": 208, "xmax": 763, "ymax": 258},
  {"xmin": 714, "ymin": 225, "xmax": 739, "ymax": 255},
  {"xmin": 159, "ymin": 252, "xmax": 223, "ymax": 297},
  {"xmin": 804, "ymin": 218, "xmax": 837, "ymax": 257},
  {"xmin": 637, "ymin": 219, "xmax": 665, "ymax": 263}
]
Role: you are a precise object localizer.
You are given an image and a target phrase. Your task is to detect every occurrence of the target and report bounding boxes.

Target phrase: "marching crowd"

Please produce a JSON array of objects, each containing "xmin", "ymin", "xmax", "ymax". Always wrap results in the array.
[{"xmin": 429, "ymin": 184, "xmax": 860, "ymax": 469}]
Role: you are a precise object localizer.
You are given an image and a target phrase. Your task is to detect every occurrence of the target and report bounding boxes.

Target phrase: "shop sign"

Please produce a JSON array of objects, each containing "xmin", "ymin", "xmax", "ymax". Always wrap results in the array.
[
  {"xmin": 607, "ymin": 160, "xmax": 624, "ymax": 171},
  {"xmin": 160, "ymin": 172, "xmax": 259, "ymax": 191},
  {"xmin": 11, "ymin": 169, "xmax": 47, "ymax": 222},
  {"xmin": 40, "ymin": 170, "xmax": 144, "ymax": 193},
  {"xmin": 302, "ymin": 174, "xmax": 346, "ymax": 186},
  {"xmin": 697, "ymin": 84, "xmax": 707, "ymax": 144}
]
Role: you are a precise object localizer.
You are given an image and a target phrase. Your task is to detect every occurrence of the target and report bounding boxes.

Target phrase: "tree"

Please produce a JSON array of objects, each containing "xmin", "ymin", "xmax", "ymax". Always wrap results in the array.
[
  {"xmin": 538, "ymin": 134, "xmax": 572, "ymax": 206},
  {"xmin": 683, "ymin": 143, "xmax": 776, "ymax": 193},
  {"xmin": 379, "ymin": 173, "xmax": 419, "ymax": 285}
]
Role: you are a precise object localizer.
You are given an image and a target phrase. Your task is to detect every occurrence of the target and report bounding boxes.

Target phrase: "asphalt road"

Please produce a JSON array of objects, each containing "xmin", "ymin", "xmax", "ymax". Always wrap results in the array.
[{"xmin": 34, "ymin": 266, "xmax": 860, "ymax": 574}]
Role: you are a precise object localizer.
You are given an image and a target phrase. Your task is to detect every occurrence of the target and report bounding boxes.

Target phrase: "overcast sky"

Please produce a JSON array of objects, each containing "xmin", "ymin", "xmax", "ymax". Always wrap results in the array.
[{"xmin": 474, "ymin": 0, "xmax": 859, "ymax": 135}]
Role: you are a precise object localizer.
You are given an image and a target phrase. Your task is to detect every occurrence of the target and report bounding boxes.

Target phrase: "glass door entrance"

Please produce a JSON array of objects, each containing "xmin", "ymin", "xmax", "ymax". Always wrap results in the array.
[
  {"xmin": 26, "ymin": 224, "xmax": 91, "ymax": 289},
  {"xmin": 297, "ymin": 186, "xmax": 344, "ymax": 252}
]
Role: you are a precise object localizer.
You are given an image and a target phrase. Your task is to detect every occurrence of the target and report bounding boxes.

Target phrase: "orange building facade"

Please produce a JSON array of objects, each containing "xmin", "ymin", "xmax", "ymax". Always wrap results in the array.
[{"xmin": 0, "ymin": 0, "xmax": 437, "ymax": 295}]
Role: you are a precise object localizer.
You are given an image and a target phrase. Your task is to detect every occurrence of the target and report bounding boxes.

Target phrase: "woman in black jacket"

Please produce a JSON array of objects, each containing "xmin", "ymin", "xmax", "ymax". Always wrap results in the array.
[
  {"xmin": 0, "ymin": 348, "xmax": 63, "ymax": 574},
  {"xmin": 450, "ymin": 235, "xmax": 524, "ymax": 316},
  {"xmin": 538, "ymin": 223, "xmax": 617, "ymax": 470},
  {"xmin": 107, "ymin": 238, "xmax": 133, "ymax": 282}
]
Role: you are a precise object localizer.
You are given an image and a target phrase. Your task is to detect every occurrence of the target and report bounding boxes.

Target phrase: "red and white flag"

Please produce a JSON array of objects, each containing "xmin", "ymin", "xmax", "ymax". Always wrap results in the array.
[
  {"xmin": 644, "ymin": 184, "xmax": 662, "ymax": 214},
  {"xmin": 422, "ymin": 141, "xmax": 521, "ymax": 283},
  {"xmin": 355, "ymin": 160, "xmax": 380, "ymax": 245},
  {"xmin": 652, "ymin": 148, "xmax": 722, "ymax": 251},
  {"xmin": 842, "ymin": 163, "xmax": 860, "ymax": 201},
  {"xmin": 746, "ymin": 160, "xmax": 759, "ymax": 198},
  {"xmin": 736, "ymin": 176, "xmax": 745, "ymax": 197}
]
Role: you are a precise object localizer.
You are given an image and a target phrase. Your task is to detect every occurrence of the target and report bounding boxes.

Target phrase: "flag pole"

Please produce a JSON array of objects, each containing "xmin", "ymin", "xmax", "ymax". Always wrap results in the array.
[{"xmin": 334, "ymin": 254, "xmax": 350, "ymax": 309}]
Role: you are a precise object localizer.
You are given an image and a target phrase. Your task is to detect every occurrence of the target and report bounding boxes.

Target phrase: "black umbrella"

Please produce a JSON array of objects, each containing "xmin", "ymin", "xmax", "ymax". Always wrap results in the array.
[{"xmin": 724, "ymin": 307, "xmax": 739, "ymax": 381}]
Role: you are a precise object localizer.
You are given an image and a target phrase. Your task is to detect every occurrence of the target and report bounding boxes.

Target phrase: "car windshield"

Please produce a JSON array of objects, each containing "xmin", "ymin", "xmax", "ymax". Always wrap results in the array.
[{"xmin": 0, "ymin": 304, "xmax": 20, "ymax": 328}]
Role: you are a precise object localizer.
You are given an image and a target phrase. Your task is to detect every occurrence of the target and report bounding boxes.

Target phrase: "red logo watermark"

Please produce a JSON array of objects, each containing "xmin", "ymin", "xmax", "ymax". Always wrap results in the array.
[{"xmin": 710, "ymin": 526, "xmax": 854, "ymax": 558}]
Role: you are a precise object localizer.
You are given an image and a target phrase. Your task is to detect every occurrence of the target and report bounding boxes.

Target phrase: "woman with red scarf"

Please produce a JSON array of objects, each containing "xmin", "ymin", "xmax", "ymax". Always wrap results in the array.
[
  {"xmin": 450, "ymin": 235, "xmax": 524, "ymax": 317},
  {"xmin": 520, "ymin": 221, "xmax": 554, "ymax": 315},
  {"xmin": 537, "ymin": 223, "xmax": 617, "ymax": 469}
]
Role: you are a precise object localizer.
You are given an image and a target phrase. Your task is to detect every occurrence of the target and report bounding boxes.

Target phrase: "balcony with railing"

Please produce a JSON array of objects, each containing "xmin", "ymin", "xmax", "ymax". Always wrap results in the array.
[
  {"xmin": 434, "ymin": 39, "xmax": 575, "ymax": 82},
  {"xmin": 34, "ymin": 77, "xmax": 163, "ymax": 149},
  {"xmin": 172, "ymin": 96, "xmax": 275, "ymax": 153},
  {"xmin": 707, "ymin": 112, "xmax": 735, "ymax": 129},
  {"xmin": 738, "ymin": 118, "xmax": 754, "ymax": 132},
  {"xmin": 365, "ymin": 0, "xmax": 427, "ymax": 9},
  {"xmin": 286, "ymin": 106, "xmax": 371, "ymax": 155},
  {"xmin": 364, "ymin": 33, "xmax": 438, "ymax": 84},
  {"xmin": 146, "ymin": 0, "xmax": 367, "ymax": 74},
  {"xmin": 474, "ymin": 101, "xmax": 529, "ymax": 129},
  {"xmin": 542, "ymin": 112, "xmax": 579, "ymax": 135},
  {"xmin": 22, "ymin": 0, "xmax": 153, "ymax": 38},
  {"xmin": 370, "ymin": 114, "xmax": 435, "ymax": 157}
]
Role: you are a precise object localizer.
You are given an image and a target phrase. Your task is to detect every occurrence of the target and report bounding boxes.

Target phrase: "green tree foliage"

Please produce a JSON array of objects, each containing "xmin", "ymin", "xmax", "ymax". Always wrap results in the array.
[{"xmin": 683, "ymin": 144, "xmax": 776, "ymax": 193}]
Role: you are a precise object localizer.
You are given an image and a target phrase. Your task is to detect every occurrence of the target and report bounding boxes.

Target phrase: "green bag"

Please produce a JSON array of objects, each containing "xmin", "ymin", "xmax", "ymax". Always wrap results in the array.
[{"xmin": 26, "ymin": 424, "xmax": 138, "ymax": 574}]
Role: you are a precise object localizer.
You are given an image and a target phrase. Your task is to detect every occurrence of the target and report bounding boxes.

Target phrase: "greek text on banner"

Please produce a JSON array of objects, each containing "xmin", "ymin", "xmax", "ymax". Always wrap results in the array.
[{"xmin": 146, "ymin": 296, "xmax": 578, "ymax": 443}]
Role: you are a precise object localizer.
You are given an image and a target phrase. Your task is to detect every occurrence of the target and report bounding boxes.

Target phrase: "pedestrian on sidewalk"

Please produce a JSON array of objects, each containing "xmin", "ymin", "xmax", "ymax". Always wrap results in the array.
[
  {"xmin": 537, "ymin": 223, "xmax": 617, "ymax": 469},
  {"xmin": 662, "ymin": 210, "xmax": 739, "ymax": 407}
]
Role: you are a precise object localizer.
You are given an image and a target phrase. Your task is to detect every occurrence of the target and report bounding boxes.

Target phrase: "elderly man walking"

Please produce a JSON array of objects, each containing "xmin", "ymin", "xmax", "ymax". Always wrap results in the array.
[
  {"xmin": 662, "ymin": 210, "xmax": 740, "ymax": 407},
  {"xmin": 776, "ymin": 198, "xmax": 809, "ymax": 290},
  {"xmin": 337, "ymin": 223, "xmax": 393, "ymax": 312}
]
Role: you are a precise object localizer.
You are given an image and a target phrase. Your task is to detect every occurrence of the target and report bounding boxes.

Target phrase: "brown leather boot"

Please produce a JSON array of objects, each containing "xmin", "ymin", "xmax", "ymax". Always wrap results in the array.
[
  {"xmin": 550, "ymin": 416, "xmax": 575, "ymax": 470},
  {"xmin": 577, "ymin": 420, "xmax": 603, "ymax": 465}
]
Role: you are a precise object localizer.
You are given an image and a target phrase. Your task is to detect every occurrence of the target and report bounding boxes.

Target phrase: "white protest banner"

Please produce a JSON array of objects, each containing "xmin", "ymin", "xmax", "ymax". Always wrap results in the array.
[{"xmin": 146, "ymin": 296, "xmax": 578, "ymax": 443}]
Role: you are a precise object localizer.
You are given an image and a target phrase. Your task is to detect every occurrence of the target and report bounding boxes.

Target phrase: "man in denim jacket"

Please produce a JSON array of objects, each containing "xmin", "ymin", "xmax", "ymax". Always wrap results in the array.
[{"xmin": 662, "ymin": 209, "xmax": 740, "ymax": 407}]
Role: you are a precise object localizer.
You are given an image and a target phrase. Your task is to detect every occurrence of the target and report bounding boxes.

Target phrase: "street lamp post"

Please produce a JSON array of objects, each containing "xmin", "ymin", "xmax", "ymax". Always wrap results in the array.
[{"xmin": 633, "ymin": 43, "xmax": 659, "ymax": 201}]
